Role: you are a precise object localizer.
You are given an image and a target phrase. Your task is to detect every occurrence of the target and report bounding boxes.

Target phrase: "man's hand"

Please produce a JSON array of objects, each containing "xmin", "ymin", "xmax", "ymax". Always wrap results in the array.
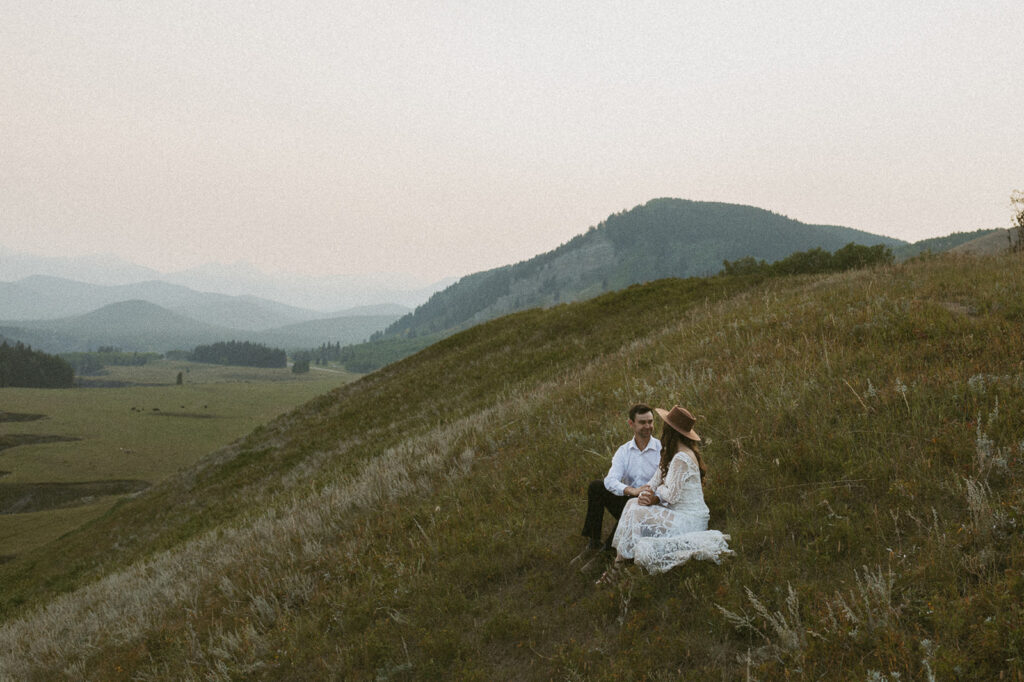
[{"xmin": 637, "ymin": 486, "xmax": 657, "ymax": 506}]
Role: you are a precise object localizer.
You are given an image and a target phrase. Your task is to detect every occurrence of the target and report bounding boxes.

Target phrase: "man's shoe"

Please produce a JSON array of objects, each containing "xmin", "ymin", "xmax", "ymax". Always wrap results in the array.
[{"xmin": 570, "ymin": 539, "xmax": 602, "ymax": 566}]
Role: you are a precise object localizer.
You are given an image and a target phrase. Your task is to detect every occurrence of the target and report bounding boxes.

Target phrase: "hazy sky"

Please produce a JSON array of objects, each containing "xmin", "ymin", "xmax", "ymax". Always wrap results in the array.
[{"xmin": 2, "ymin": 1, "xmax": 1021, "ymax": 282}]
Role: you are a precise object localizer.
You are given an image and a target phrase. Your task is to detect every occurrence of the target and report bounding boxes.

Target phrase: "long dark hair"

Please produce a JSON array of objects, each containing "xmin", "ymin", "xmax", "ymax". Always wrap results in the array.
[{"xmin": 660, "ymin": 423, "xmax": 706, "ymax": 483}]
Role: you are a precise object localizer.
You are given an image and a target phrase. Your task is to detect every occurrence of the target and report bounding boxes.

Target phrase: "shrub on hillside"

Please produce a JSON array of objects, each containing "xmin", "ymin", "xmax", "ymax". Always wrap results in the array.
[
  {"xmin": 291, "ymin": 351, "xmax": 311, "ymax": 374},
  {"xmin": 722, "ymin": 241, "xmax": 894, "ymax": 278}
]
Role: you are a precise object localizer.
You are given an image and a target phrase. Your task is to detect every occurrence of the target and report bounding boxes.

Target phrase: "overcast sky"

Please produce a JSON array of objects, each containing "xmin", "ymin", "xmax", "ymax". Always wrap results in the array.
[{"xmin": 2, "ymin": 1, "xmax": 1021, "ymax": 282}]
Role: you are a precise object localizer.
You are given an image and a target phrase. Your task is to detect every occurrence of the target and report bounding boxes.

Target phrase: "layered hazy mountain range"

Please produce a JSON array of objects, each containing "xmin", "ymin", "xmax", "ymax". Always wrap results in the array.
[
  {"xmin": 0, "ymin": 249, "xmax": 451, "ymax": 311},
  {"xmin": 0, "ymin": 277, "xmax": 410, "ymax": 353},
  {"xmin": 0, "ymin": 252, "xmax": 447, "ymax": 353},
  {"xmin": 1, "ymin": 198, "xmax": 1001, "ymax": 356}
]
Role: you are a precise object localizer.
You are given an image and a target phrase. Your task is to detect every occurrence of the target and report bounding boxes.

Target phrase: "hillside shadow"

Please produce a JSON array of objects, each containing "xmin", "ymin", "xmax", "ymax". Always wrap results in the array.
[
  {"xmin": 0, "ymin": 434, "xmax": 80, "ymax": 452},
  {"xmin": 76, "ymin": 379, "xmax": 169, "ymax": 388},
  {"xmin": 0, "ymin": 480, "xmax": 150, "ymax": 514},
  {"xmin": 146, "ymin": 412, "xmax": 217, "ymax": 419},
  {"xmin": 0, "ymin": 412, "xmax": 47, "ymax": 423}
]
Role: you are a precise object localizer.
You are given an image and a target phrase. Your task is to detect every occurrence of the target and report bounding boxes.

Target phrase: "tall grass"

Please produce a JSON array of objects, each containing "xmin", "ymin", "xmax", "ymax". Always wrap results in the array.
[{"xmin": 0, "ymin": 253, "xmax": 1022, "ymax": 679}]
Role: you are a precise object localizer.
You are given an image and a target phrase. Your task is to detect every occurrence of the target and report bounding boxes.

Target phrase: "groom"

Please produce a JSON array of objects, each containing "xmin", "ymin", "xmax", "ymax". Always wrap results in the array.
[{"xmin": 579, "ymin": 403, "xmax": 662, "ymax": 552}]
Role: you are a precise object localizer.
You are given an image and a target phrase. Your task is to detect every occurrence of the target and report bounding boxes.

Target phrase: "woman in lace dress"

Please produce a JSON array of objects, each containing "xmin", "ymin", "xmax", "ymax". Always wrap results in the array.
[{"xmin": 601, "ymin": 406, "xmax": 732, "ymax": 581}]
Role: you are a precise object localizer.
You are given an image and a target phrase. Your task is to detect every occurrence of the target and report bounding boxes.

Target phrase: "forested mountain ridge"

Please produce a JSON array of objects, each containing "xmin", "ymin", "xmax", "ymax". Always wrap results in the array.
[{"xmin": 379, "ymin": 198, "xmax": 904, "ymax": 341}]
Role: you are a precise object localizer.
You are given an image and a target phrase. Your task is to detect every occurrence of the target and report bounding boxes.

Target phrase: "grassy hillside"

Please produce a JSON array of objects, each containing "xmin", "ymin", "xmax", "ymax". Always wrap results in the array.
[
  {"xmin": 892, "ymin": 228, "xmax": 1004, "ymax": 259},
  {"xmin": 951, "ymin": 227, "xmax": 1022, "ymax": 256},
  {"xmin": 1, "ymin": 253, "xmax": 1022, "ymax": 679}
]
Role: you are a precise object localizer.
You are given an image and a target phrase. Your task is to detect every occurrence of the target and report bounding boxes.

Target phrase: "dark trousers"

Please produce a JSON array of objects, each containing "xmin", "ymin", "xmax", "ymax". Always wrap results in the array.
[{"xmin": 581, "ymin": 479, "xmax": 628, "ymax": 547}]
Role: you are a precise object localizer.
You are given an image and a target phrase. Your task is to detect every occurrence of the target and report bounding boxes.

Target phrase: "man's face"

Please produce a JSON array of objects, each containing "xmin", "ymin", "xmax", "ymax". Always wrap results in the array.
[{"xmin": 629, "ymin": 411, "xmax": 654, "ymax": 441}]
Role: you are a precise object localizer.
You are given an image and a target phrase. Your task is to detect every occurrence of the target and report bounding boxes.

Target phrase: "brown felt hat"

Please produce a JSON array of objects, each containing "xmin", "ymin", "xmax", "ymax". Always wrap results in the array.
[{"xmin": 655, "ymin": 406, "xmax": 701, "ymax": 441}]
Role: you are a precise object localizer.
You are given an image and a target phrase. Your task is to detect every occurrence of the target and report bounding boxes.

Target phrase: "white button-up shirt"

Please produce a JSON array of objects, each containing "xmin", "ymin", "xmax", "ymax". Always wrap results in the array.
[{"xmin": 604, "ymin": 436, "xmax": 662, "ymax": 496}]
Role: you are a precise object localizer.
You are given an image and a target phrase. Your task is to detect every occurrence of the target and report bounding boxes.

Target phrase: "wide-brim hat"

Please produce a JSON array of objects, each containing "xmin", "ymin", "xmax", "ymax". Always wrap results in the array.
[{"xmin": 655, "ymin": 405, "xmax": 701, "ymax": 441}]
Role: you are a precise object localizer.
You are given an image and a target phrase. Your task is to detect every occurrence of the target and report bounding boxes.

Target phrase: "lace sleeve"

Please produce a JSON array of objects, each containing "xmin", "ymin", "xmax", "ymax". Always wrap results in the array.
[
  {"xmin": 645, "ymin": 463, "xmax": 663, "ymax": 489},
  {"xmin": 655, "ymin": 452, "xmax": 698, "ymax": 506}
]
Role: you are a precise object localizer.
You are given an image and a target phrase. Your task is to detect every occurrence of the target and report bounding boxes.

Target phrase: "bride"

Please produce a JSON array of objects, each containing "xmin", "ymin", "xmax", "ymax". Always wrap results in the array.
[{"xmin": 600, "ymin": 405, "xmax": 732, "ymax": 582}]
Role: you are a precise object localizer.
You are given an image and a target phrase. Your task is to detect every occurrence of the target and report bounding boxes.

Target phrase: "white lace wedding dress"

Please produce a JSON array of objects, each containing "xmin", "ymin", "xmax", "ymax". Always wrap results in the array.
[{"xmin": 611, "ymin": 448, "xmax": 732, "ymax": 573}]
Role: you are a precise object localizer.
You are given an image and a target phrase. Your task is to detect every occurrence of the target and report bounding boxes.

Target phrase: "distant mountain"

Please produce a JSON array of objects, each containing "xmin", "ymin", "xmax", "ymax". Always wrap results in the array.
[
  {"xmin": 0, "ymin": 276, "xmax": 323, "ymax": 328},
  {"xmin": 327, "ymin": 303, "xmax": 411, "ymax": 317},
  {"xmin": 253, "ymin": 315, "xmax": 404, "ymax": 351},
  {"xmin": 0, "ymin": 250, "xmax": 453, "ymax": 313},
  {"xmin": 161, "ymin": 263, "xmax": 454, "ymax": 311},
  {"xmin": 0, "ymin": 300, "xmax": 402, "ymax": 354},
  {"xmin": 0, "ymin": 301, "xmax": 240, "ymax": 353},
  {"xmin": 378, "ymin": 198, "xmax": 906, "ymax": 342},
  {"xmin": 166, "ymin": 295, "xmax": 327, "ymax": 332},
  {"xmin": 0, "ymin": 281, "xmax": 60, "ymax": 320},
  {"xmin": 0, "ymin": 248, "xmax": 160, "ymax": 285}
]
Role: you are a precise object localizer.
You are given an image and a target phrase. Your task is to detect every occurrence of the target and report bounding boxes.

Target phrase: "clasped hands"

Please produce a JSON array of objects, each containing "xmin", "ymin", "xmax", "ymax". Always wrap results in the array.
[{"xmin": 628, "ymin": 485, "xmax": 657, "ymax": 506}]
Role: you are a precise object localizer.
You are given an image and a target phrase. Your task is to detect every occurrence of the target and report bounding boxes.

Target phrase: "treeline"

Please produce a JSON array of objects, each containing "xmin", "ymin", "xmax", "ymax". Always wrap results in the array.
[
  {"xmin": 297, "ymin": 342, "xmax": 347, "ymax": 370},
  {"xmin": 336, "ymin": 335, "xmax": 441, "ymax": 373},
  {"xmin": 312, "ymin": 342, "xmax": 343, "ymax": 365},
  {"xmin": 61, "ymin": 349, "xmax": 162, "ymax": 376},
  {"xmin": 721, "ymin": 242, "xmax": 894, "ymax": 277},
  {"xmin": 0, "ymin": 341, "xmax": 74, "ymax": 388},
  {"xmin": 297, "ymin": 337, "xmax": 438, "ymax": 374},
  {"xmin": 190, "ymin": 341, "xmax": 286, "ymax": 368}
]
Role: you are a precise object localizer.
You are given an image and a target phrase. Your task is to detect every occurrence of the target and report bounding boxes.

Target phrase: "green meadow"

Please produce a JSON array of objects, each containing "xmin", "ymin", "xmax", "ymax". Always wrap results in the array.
[
  {"xmin": 1, "ymin": 253, "xmax": 1022, "ymax": 679},
  {"xmin": 0, "ymin": 360, "xmax": 355, "ymax": 557}
]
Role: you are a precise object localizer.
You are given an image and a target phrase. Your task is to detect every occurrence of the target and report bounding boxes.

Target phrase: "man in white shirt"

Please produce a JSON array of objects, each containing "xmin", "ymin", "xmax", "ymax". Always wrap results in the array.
[{"xmin": 579, "ymin": 403, "xmax": 662, "ymax": 552}]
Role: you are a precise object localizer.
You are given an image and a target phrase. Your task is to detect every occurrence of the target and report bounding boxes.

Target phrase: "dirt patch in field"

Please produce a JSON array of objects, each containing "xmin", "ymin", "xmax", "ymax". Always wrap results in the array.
[
  {"xmin": 940, "ymin": 301, "xmax": 978, "ymax": 316},
  {"xmin": 0, "ymin": 480, "xmax": 150, "ymax": 514},
  {"xmin": 0, "ymin": 434, "xmax": 80, "ymax": 453},
  {"xmin": 0, "ymin": 412, "xmax": 46, "ymax": 423},
  {"xmin": 76, "ymin": 379, "xmax": 167, "ymax": 388},
  {"xmin": 147, "ymin": 412, "xmax": 217, "ymax": 419}
]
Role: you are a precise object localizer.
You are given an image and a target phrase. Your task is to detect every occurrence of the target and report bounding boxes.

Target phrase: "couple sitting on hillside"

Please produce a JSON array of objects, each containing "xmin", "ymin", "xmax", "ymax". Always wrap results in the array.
[{"xmin": 579, "ymin": 403, "xmax": 732, "ymax": 584}]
